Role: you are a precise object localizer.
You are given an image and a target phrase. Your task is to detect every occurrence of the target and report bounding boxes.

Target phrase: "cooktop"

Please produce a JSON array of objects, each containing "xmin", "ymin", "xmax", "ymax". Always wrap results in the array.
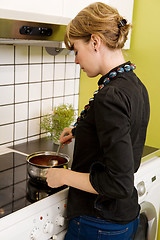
[
  {"xmin": 0, "ymin": 139, "xmax": 69, "ymax": 219},
  {"xmin": 0, "ymin": 152, "xmax": 29, "ymax": 218}
]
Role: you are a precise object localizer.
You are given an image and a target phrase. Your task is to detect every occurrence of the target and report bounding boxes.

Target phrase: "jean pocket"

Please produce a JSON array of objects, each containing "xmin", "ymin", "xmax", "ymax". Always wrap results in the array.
[{"xmin": 98, "ymin": 227, "xmax": 129, "ymax": 240}]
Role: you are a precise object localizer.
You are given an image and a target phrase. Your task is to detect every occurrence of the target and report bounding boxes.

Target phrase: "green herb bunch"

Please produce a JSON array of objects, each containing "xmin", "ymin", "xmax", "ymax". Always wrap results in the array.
[{"xmin": 41, "ymin": 104, "xmax": 75, "ymax": 143}]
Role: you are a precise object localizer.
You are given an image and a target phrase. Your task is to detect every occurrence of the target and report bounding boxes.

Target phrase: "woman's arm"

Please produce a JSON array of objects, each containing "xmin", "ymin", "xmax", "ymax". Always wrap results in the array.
[
  {"xmin": 46, "ymin": 128, "xmax": 98, "ymax": 194},
  {"xmin": 46, "ymin": 168, "xmax": 98, "ymax": 194}
]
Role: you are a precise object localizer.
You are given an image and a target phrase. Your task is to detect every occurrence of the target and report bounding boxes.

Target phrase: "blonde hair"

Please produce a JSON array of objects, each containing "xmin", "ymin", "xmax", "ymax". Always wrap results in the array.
[{"xmin": 64, "ymin": 2, "xmax": 131, "ymax": 49}]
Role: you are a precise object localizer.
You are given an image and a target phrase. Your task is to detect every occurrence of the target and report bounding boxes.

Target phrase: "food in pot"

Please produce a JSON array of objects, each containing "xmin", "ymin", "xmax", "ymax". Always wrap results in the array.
[{"xmin": 29, "ymin": 154, "xmax": 67, "ymax": 167}]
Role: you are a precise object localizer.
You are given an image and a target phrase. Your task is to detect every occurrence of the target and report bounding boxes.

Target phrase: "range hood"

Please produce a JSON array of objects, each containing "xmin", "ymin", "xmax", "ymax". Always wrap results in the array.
[{"xmin": 0, "ymin": 8, "xmax": 71, "ymax": 53}]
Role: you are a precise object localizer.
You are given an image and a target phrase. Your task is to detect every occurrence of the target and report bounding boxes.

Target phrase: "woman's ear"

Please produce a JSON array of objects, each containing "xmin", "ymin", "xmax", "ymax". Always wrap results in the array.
[{"xmin": 90, "ymin": 34, "xmax": 101, "ymax": 52}]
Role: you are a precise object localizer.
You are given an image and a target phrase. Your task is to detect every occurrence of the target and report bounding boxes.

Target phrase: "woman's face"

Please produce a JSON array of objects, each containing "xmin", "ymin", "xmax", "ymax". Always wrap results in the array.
[{"xmin": 72, "ymin": 38, "xmax": 101, "ymax": 78}]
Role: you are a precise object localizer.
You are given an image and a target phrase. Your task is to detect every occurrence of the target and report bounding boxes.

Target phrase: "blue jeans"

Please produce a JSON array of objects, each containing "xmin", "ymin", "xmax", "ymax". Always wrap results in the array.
[{"xmin": 64, "ymin": 215, "xmax": 139, "ymax": 240}]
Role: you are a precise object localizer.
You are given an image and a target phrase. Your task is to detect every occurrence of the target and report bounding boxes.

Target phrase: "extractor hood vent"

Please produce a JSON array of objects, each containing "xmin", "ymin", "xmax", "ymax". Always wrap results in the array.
[{"xmin": 0, "ymin": 18, "xmax": 67, "ymax": 48}]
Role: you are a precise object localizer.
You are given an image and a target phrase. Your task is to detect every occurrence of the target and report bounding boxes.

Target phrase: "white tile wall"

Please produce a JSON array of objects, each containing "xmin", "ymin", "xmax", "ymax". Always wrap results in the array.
[
  {"xmin": 42, "ymin": 98, "xmax": 52, "ymax": 115},
  {"xmin": 0, "ymin": 105, "xmax": 14, "ymax": 124},
  {"xmin": 0, "ymin": 66, "xmax": 14, "ymax": 85},
  {"xmin": 64, "ymin": 95, "xmax": 74, "ymax": 106},
  {"xmin": 29, "ymin": 101, "xmax": 41, "ymax": 118},
  {"xmin": 75, "ymin": 79, "xmax": 80, "ymax": 94},
  {"xmin": 0, "ymin": 46, "xmax": 14, "ymax": 64},
  {"xmin": 29, "ymin": 82, "xmax": 41, "ymax": 101},
  {"xmin": 0, "ymin": 85, "xmax": 14, "ymax": 105},
  {"xmin": 43, "ymin": 48, "xmax": 54, "ymax": 63},
  {"xmin": 54, "ymin": 63, "xmax": 65, "ymax": 80},
  {"xmin": 15, "ymin": 46, "xmax": 28, "ymax": 64},
  {"xmin": 42, "ymin": 64, "xmax": 54, "ymax": 81},
  {"xmin": 0, "ymin": 125, "xmax": 14, "ymax": 145},
  {"xmin": 42, "ymin": 82, "xmax": 53, "ymax": 98},
  {"xmin": 65, "ymin": 63, "xmax": 76, "ymax": 79},
  {"xmin": 15, "ymin": 121, "xmax": 27, "ymax": 140},
  {"xmin": 55, "ymin": 55, "xmax": 65, "ymax": 63},
  {"xmin": 30, "ymin": 46, "xmax": 42, "ymax": 63},
  {"xmin": 53, "ymin": 80, "xmax": 64, "ymax": 97},
  {"xmin": 15, "ymin": 103, "xmax": 28, "ymax": 121},
  {"xmin": 53, "ymin": 97, "xmax": 64, "ymax": 108},
  {"xmin": 15, "ymin": 65, "xmax": 28, "ymax": 84},
  {"xmin": 65, "ymin": 79, "xmax": 75, "ymax": 95},
  {"xmin": 15, "ymin": 84, "xmax": 28, "ymax": 103},
  {"xmin": 29, "ymin": 65, "xmax": 41, "ymax": 82},
  {"xmin": 0, "ymin": 45, "xmax": 80, "ymax": 147},
  {"xmin": 28, "ymin": 118, "xmax": 40, "ymax": 136},
  {"xmin": 74, "ymin": 95, "xmax": 79, "ymax": 110}
]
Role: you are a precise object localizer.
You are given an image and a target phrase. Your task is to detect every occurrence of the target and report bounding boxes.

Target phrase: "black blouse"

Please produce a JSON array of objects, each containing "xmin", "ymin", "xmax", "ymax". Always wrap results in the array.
[{"xmin": 67, "ymin": 63, "xmax": 150, "ymax": 224}]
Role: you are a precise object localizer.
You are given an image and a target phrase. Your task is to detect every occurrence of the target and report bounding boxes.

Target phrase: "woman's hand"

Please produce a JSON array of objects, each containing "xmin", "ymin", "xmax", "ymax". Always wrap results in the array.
[
  {"xmin": 46, "ymin": 168, "xmax": 66, "ymax": 188},
  {"xmin": 59, "ymin": 127, "xmax": 73, "ymax": 145}
]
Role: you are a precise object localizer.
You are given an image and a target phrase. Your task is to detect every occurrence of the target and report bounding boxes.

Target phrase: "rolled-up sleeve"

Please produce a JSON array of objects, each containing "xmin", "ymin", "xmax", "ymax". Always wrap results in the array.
[{"xmin": 89, "ymin": 86, "xmax": 134, "ymax": 199}]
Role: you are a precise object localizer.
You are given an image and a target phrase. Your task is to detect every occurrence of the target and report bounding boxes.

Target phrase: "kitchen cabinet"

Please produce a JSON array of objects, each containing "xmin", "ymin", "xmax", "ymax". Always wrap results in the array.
[
  {"xmin": 63, "ymin": 0, "xmax": 109, "ymax": 19},
  {"xmin": 0, "ymin": 0, "xmax": 70, "ymax": 25},
  {"xmin": 63, "ymin": 0, "xmax": 134, "ymax": 22},
  {"xmin": 0, "ymin": 0, "xmax": 134, "ymax": 48},
  {"xmin": 0, "ymin": 0, "xmax": 134, "ymax": 25},
  {"xmin": 0, "ymin": 0, "xmax": 64, "ymax": 17}
]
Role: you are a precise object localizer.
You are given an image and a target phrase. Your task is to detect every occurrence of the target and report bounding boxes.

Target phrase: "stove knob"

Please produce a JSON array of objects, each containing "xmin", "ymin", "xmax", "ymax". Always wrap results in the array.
[
  {"xmin": 43, "ymin": 220, "xmax": 54, "ymax": 234},
  {"xmin": 52, "ymin": 235, "xmax": 58, "ymax": 240},
  {"xmin": 56, "ymin": 215, "xmax": 65, "ymax": 227},
  {"xmin": 137, "ymin": 181, "xmax": 146, "ymax": 197},
  {"xmin": 30, "ymin": 227, "xmax": 40, "ymax": 240}
]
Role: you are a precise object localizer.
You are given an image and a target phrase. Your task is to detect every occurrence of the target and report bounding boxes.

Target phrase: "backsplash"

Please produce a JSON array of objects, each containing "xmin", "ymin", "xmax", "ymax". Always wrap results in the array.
[{"xmin": 0, "ymin": 45, "xmax": 80, "ymax": 148}]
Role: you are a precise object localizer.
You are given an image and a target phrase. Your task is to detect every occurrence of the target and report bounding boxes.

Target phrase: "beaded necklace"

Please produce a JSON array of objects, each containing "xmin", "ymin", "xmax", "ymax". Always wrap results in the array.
[{"xmin": 73, "ymin": 62, "xmax": 136, "ymax": 128}]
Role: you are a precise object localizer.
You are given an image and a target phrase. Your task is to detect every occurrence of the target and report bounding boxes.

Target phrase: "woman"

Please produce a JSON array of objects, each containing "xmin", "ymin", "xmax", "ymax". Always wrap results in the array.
[{"xmin": 46, "ymin": 2, "xmax": 150, "ymax": 239}]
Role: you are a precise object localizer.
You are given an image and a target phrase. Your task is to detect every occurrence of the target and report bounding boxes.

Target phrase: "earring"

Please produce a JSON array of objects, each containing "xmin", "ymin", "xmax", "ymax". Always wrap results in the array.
[{"xmin": 94, "ymin": 48, "xmax": 97, "ymax": 52}]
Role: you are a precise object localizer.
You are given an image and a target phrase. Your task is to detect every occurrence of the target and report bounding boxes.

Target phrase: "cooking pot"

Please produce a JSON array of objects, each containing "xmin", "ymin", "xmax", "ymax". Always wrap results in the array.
[{"xmin": 27, "ymin": 151, "xmax": 70, "ymax": 184}]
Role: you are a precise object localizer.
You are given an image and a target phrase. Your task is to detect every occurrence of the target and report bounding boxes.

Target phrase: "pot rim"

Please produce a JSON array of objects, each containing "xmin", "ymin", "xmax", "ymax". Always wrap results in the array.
[{"xmin": 27, "ymin": 151, "xmax": 70, "ymax": 168}]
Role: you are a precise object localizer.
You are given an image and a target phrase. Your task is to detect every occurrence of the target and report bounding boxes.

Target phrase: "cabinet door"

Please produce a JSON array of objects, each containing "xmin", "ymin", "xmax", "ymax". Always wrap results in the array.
[
  {"xmin": 63, "ymin": 0, "xmax": 87, "ymax": 19},
  {"xmin": 0, "ymin": 0, "xmax": 64, "ymax": 16},
  {"xmin": 63, "ymin": 0, "xmax": 109, "ymax": 19}
]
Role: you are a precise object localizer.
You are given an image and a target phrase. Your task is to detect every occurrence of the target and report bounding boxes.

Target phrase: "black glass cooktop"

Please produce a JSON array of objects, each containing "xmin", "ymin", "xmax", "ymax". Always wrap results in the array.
[
  {"xmin": 0, "ymin": 151, "xmax": 65, "ymax": 219},
  {"xmin": 0, "ymin": 152, "xmax": 29, "ymax": 218},
  {"xmin": 0, "ymin": 138, "xmax": 73, "ymax": 219}
]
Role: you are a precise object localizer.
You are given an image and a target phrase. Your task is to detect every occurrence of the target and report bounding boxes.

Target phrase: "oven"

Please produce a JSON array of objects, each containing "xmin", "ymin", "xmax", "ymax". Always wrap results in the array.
[{"xmin": 0, "ymin": 138, "xmax": 73, "ymax": 240}]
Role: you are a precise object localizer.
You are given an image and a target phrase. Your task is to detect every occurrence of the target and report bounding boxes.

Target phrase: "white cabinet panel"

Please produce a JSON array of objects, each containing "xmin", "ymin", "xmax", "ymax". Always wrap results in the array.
[
  {"xmin": 0, "ymin": 0, "xmax": 63, "ymax": 16},
  {"xmin": 63, "ymin": 0, "xmax": 109, "ymax": 19}
]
